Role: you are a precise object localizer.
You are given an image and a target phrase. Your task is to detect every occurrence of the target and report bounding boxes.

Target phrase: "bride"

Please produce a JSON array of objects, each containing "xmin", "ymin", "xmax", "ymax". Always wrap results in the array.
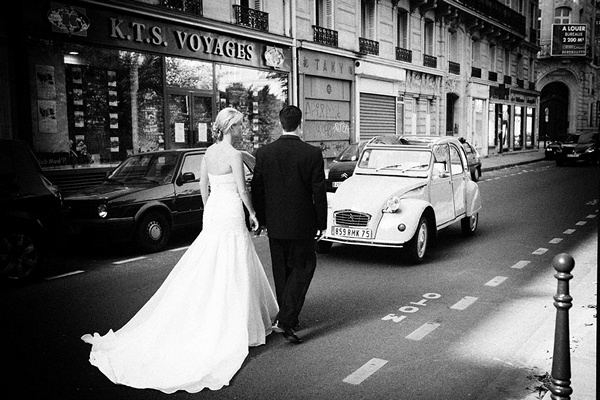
[{"xmin": 81, "ymin": 108, "xmax": 279, "ymax": 394}]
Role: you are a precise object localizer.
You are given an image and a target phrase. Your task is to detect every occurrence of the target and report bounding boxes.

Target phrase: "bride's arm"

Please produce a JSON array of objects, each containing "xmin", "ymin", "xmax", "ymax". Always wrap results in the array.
[
  {"xmin": 231, "ymin": 151, "xmax": 259, "ymax": 231},
  {"xmin": 200, "ymin": 157, "xmax": 209, "ymax": 206}
]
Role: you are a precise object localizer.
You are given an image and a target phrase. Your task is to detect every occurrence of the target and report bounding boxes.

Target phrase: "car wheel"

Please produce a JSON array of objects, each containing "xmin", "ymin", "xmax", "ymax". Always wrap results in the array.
[
  {"xmin": 403, "ymin": 216, "xmax": 428, "ymax": 264},
  {"xmin": 316, "ymin": 240, "xmax": 332, "ymax": 254},
  {"xmin": 471, "ymin": 167, "xmax": 480, "ymax": 182},
  {"xmin": 0, "ymin": 230, "xmax": 42, "ymax": 282},
  {"xmin": 461, "ymin": 213, "xmax": 478, "ymax": 236},
  {"xmin": 135, "ymin": 212, "xmax": 171, "ymax": 253}
]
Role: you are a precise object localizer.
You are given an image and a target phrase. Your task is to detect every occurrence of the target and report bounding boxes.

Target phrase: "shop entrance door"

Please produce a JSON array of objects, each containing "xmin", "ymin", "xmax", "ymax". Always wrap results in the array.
[{"xmin": 167, "ymin": 90, "xmax": 214, "ymax": 149}]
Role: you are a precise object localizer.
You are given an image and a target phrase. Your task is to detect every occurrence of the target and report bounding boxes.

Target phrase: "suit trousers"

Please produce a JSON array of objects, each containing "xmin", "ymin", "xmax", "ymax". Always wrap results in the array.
[{"xmin": 268, "ymin": 237, "xmax": 317, "ymax": 328}]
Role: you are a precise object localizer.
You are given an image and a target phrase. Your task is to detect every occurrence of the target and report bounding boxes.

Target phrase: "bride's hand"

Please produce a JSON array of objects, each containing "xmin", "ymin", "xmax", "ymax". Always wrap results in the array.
[{"xmin": 249, "ymin": 214, "xmax": 260, "ymax": 232}]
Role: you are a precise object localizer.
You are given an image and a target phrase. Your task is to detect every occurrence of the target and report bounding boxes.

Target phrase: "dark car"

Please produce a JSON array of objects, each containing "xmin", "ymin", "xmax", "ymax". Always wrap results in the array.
[
  {"xmin": 1, "ymin": 140, "xmax": 67, "ymax": 282},
  {"xmin": 544, "ymin": 140, "xmax": 563, "ymax": 159},
  {"xmin": 64, "ymin": 148, "xmax": 255, "ymax": 253},
  {"xmin": 459, "ymin": 139, "xmax": 483, "ymax": 181},
  {"xmin": 554, "ymin": 132, "xmax": 599, "ymax": 166},
  {"xmin": 325, "ymin": 141, "xmax": 367, "ymax": 192}
]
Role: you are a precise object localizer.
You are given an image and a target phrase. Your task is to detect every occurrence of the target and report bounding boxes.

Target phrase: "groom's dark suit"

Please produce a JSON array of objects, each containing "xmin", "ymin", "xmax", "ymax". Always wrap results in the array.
[{"xmin": 251, "ymin": 134, "xmax": 327, "ymax": 330}]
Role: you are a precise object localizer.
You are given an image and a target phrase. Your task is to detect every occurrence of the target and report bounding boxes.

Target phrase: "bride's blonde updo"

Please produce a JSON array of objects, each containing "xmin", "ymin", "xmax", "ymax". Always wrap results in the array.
[{"xmin": 212, "ymin": 107, "xmax": 243, "ymax": 142}]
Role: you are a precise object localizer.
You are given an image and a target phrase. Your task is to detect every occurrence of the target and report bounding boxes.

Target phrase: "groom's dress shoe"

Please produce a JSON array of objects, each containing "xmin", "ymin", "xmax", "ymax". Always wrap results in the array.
[
  {"xmin": 272, "ymin": 320, "xmax": 300, "ymax": 333},
  {"xmin": 282, "ymin": 327, "xmax": 303, "ymax": 344}
]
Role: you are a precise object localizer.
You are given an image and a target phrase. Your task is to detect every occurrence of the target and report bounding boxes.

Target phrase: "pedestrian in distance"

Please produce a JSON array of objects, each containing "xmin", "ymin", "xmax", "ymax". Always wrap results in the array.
[
  {"xmin": 251, "ymin": 104, "xmax": 328, "ymax": 343},
  {"xmin": 81, "ymin": 107, "xmax": 278, "ymax": 393}
]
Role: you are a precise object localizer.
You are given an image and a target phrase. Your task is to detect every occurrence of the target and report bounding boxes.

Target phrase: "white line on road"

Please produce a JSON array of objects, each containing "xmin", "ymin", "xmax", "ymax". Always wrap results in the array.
[
  {"xmin": 576, "ymin": 221, "xmax": 587, "ymax": 226},
  {"xmin": 549, "ymin": 238, "xmax": 563, "ymax": 244},
  {"xmin": 343, "ymin": 358, "xmax": 388, "ymax": 385},
  {"xmin": 564, "ymin": 229, "xmax": 576, "ymax": 234},
  {"xmin": 586, "ymin": 214, "xmax": 597, "ymax": 219},
  {"xmin": 44, "ymin": 270, "xmax": 85, "ymax": 280},
  {"xmin": 450, "ymin": 296, "xmax": 478, "ymax": 310},
  {"xmin": 406, "ymin": 322, "xmax": 441, "ymax": 341},
  {"xmin": 170, "ymin": 246, "xmax": 189, "ymax": 252},
  {"xmin": 113, "ymin": 256, "xmax": 147, "ymax": 265},
  {"xmin": 511, "ymin": 260, "xmax": 531, "ymax": 269},
  {"xmin": 532, "ymin": 248, "xmax": 548, "ymax": 255},
  {"xmin": 485, "ymin": 276, "xmax": 508, "ymax": 287}
]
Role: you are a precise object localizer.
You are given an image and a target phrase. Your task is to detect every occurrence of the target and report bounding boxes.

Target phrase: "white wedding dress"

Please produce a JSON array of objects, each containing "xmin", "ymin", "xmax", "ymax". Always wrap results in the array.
[{"xmin": 81, "ymin": 172, "xmax": 279, "ymax": 394}]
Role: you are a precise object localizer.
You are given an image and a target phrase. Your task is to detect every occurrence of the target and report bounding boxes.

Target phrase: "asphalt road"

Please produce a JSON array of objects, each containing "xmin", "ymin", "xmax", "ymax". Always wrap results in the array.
[{"xmin": 2, "ymin": 160, "xmax": 598, "ymax": 400}]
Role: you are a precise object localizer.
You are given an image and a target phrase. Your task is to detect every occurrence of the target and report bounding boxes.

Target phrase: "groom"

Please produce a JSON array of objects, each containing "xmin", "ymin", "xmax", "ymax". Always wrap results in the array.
[{"xmin": 251, "ymin": 105, "xmax": 328, "ymax": 343}]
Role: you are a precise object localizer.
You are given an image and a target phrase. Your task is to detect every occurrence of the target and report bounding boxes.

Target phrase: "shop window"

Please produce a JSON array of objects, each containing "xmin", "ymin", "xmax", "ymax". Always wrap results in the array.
[
  {"xmin": 165, "ymin": 58, "xmax": 213, "ymax": 90},
  {"xmin": 514, "ymin": 106, "xmax": 523, "ymax": 149},
  {"xmin": 526, "ymin": 107, "xmax": 534, "ymax": 147}
]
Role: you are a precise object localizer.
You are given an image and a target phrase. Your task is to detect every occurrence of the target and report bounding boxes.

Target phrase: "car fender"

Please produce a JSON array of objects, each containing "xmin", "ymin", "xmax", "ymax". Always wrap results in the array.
[
  {"xmin": 376, "ymin": 199, "xmax": 435, "ymax": 243},
  {"xmin": 133, "ymin": 201, "xmax": 173, "ymax": 226},
  {"xmin": 466, "ymin": 181, "xmax": 482, "ymax": 215},
  {"xmin": 3, "ymin": 211, "xmax": 45, "ymax": 232}
]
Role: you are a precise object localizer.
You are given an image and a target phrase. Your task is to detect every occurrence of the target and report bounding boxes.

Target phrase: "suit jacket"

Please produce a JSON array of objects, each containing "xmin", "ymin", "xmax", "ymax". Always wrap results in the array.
[{"xmin": 251, "ymin": 135, "xmax": 327, "ymax": 240}]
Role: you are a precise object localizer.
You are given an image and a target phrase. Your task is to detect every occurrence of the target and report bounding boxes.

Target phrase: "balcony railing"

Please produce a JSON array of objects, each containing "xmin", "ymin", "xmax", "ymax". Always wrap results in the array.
[
  {"xmin": 359, "ymin": 38, "xmax": 379, "ymax": 55},
  {"xmin": 471, "ymin": 66, "xmax": 482, "ymax": 78},
  {"xmin": 396, "ymin": 47, "xmax": 412, "ymax": 62},
  {"xmin": 449, "ymin": 61, "xmax": 460, "ymax": 75},
  {"xmin": 517, "ymin": 78, "xmax": 524, "ymax": 88},
  {"xmin": 233, "ymin": 5, "xmax": 268, "ymax": 32},
  {"xmin": 454, "ymin": 0, "xmax": 526, "ymax": 35},
  {"xmin": 313, "ymin": 25, "xmax": 338, "ymax": 47},
  {"xmin": 488, "ymin": 71, "xmax": 497, "ymax": 81},
  {"xmin": 162, "ymin": 0, "xmax": 202, "ymax": 16},
  {"xmin": 423, "ymin": 54, "xmax": 437, "ymax": 68},
  {"xmin": 504, "ymin": 75, "xmax": 512, "ymax": 85}
]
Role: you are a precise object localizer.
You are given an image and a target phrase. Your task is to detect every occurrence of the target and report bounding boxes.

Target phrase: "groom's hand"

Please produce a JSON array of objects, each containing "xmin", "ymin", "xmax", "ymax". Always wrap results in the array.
[{"xmin": 314, "ymin": 230, "xmax": 325, "ymax": 241}]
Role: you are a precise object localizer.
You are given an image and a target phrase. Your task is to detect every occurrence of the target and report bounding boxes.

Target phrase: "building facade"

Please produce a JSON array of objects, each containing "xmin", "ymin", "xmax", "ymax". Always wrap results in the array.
[{"xmin": 536, "ymin": 0, "xmax": 600, "ymax": 142}]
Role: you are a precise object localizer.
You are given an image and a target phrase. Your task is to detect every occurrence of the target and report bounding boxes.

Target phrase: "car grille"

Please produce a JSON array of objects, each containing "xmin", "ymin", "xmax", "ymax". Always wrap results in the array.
[
  {"xmin": 334, "ymin": 210, "xmax": 371, "ymax": 227},
  {"xmin": 66, "ymin": 201, "xmax": 100, "ymax": 218}
]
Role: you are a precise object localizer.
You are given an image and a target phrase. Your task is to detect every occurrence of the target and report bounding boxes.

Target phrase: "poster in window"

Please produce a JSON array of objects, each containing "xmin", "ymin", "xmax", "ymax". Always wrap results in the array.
[
  {"xmin": 73, "ymin": 88, "xmax": 83, "ymax": 105},
  {"xmin": 175, "ymin": 123, "xmax": 185, "ymax": 143},
  {"xmin": 36, "ymin": 65, "xmax": 56, "ymax": 100},
  {"xmin": 110, "ymin": 137, "xmax": 119, "ymax": 153},
  {"xmin": 107, "ymin": 70, "xmax": 117, "ymax": 87},
  {"xmin": 72, "ymin": 66, "xmax": 82, "ymax": 84},
  {"xmin": 74, "ymin": 111, "xmax": 85, "ymax": 128},
  {"xmin": 38, "ymin": 100, "xmax": 58, "ymax": 134},
  {"xmin": 110, "ymin": 113, "xmax": 119, "ymax": 129},
  {"xmin": 109, "ymin": 90, "xmax": 118, "ymax": 107}
]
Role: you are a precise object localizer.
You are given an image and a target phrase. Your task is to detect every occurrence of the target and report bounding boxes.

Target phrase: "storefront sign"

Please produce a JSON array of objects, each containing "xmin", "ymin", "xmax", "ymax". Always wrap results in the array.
[
  {"xmin": 48, "ymin": 4, "xmax": 90, "ymax": 36},
  {"xmin": 298, "ymin": 49, "xmax": 354, "ymax": 80}
]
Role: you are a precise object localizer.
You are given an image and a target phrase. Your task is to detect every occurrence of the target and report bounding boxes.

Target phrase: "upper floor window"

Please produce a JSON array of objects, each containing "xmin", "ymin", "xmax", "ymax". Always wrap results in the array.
[
  {"xmin": 489, "ymin": 44, "xmax": 497, "ymax": 72},
  {"xmin": 316, "ymin": 0, "xmax": 333, "ymax": 29},
  {"xmin": 397, "ymin": 8, "xmax": 409, "ymax": 49},
  {"xmin": 517, "ymin": 53, "xmax": 524, "ymax": 79},
  {"xmin": 472, "ymin": 39, "xmax": 481, "ymax": 67},
  {"xmin": 448, "ymin": 30, "xmax": 459, "ymax": 62},
  {"xmin": 424, "ymin": 19, "xmax": 434, "ymax": 56},
  {"xmin": 361, "ymin": 0, "xmax": 376, "ymax": 39},
  {"xmin": 554, "ymin": 7, "xmax": 571, "ymax": 24},
  {"xmin": 504, "ymin": 49, "xmax": 511, "ymax": 75}
]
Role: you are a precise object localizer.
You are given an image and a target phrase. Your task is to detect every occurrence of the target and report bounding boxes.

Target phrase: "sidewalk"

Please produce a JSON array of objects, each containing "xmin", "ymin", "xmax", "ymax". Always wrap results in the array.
[{"xmin": 475, "ymin": 148, "xmax": 597, "ymax": 400}]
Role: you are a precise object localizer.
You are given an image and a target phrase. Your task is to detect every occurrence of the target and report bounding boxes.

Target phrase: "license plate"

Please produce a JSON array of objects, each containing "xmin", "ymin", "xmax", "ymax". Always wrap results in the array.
[
  {"xmin": 332, "ymin": 226, "xmax": 372, "ymax": 239},
  {"xmin": 567, "ymin": 154, "xmax": 578, "ymax": 158},
  {"xmin": 332, "ymin": 181, "xmax": 343, "ymax": 187}
]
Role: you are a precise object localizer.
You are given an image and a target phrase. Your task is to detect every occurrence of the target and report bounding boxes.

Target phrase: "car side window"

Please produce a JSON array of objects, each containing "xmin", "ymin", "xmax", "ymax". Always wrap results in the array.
[
  {"xmin": 432, "ymin": 144, "xmax": 449, "ymax": 178},
  {"xmin": 449, "ymin": 144, "xmax": 465, "ymax": 175},
  {"xmin": 180, "ymin": 154, "xmax": 204, "ymax": 181}
]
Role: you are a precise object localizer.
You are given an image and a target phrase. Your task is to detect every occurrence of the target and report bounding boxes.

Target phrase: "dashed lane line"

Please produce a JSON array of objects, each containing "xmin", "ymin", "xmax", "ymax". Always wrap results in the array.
[
  {"xmin": 450, "ymin": 296, "xmax": 478, "ymax": 310},
  {"xmin": 511, "ymin": 260, "xmax": 531, "ymax": 269},
  {"xmin": 564, "ymin": 229, "xmax": 576, "ymax": 234},
  {"xmin": 343, "ymin": 358, "xmax": 388, "ymax": 385},
  {"xmin": 485, "ymin": 276, "xmax": 508, "ymax": 287},
  {"xmin": 576, "ymin": 221, "xmax": 587, "ymax": 226},
  {"xmin": 532, "ymin": 248, "xmax": 548, "ymax": 255},
  {"xmin": 112, "ymin": 256, "xmax": 147, "ymax": 265},
  {"xmin": 44, "ymin": 270, "xmax": 85, "ymax": 280},
  {"xmin": 586, "ymin": 214, "xmax": 597, "ymax": 219},
  {"xmin": 406, "ymin": 322, "xmax": 441, "ymax": 341},
  {"xmin": 549, "ymin": 238, "xmax": 563, "ymax": 244}
]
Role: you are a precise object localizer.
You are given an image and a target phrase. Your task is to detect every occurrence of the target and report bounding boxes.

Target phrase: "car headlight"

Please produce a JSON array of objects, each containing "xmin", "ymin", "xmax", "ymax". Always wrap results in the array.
[
  {"xmin": 585, "ymin": 147, "xmax": 594, "ymax": 153},
  {"xmin": 383, "ymin": 196, "xmax": 401, "ymax": 213},
  {"xmin": 98, "ymin": 204, "xmax": 108, "ymax": 218}
]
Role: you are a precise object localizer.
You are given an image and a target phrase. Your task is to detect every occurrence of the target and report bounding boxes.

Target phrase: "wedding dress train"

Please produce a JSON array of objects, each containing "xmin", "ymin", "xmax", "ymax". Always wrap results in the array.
[{"xmin": 81, "ymin": 172, "xmax": 279, "ymax": 393}]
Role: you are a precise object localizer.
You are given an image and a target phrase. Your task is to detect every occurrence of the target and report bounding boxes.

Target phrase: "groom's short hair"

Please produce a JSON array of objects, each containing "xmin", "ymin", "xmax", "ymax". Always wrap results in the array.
[{"xmin": 279, "ymin": 105, "xmax": 302, "ymax": 132}]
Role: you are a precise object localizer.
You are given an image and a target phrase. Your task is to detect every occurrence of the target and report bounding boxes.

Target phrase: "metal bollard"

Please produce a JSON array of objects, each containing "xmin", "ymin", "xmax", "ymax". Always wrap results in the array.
[{"xmin": 548, "ymin": 253, "xmax": 575, "ymax": 400}]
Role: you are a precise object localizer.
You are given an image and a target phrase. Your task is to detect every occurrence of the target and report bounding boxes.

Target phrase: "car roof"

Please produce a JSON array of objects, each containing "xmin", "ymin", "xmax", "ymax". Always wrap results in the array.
[
  {"xmin": 364, "ymin": 135, "xmax": 462, "ymax": 149},
  {"xmin": 128, "ymin": 147, "xmax": 208, "ymax": 157}
]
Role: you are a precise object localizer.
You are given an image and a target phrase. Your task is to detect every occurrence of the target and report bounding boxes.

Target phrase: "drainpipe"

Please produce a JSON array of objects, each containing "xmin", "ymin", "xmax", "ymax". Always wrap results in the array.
[{"xmin": 291, "ymin": 0, "xmax": 298, "ymax": 106}]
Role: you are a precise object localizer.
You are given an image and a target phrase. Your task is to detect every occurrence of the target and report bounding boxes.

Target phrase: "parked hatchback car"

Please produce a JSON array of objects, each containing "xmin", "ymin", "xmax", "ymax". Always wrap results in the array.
[
  {"xmin": 458, "ymin": 138, "xmax": 482, "ymax": 182},
  {"xmin": 554, "ymin": 132, "xmax": 599, "ymax": 166},
  {"xmin": 318, "ymin": 135, "xmax": 482, "ymax": 263},
  {"xmin": 325, "ymin": 141, "xmax": 367, "ymax": 192},
  {"xmin": 64, "ymin": 148, "xmax": 255, "ymax": 252},
  {"xmin": 1, "ymin": 140, "xmax": 67, "ymax": 281}
]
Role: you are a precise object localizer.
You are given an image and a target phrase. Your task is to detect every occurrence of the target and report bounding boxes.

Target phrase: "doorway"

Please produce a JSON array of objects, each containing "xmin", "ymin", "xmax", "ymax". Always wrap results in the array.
[
  {"xmin": 446, "ymin": 93, "xmax": 458, "ymax": 136},
  {"xmin": 167, "ymin": 90, "xmax": 214, "ymax": 149},
  {"xmin": 539, "ymin": 82, "xmax": 569, "ymax": 143}
]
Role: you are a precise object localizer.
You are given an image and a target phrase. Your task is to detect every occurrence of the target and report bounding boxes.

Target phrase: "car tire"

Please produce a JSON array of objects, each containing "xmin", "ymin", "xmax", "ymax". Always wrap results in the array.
[
  {"xmin": 461, "ymin": 213, "xmax": 479, "ymax": 236},
  {"xmin": 403, "ymin": 215, "xmax": 428, "ymax": 264},
  {"xmin": 471, "ymin": 168, "xmax": 480, "ymax": 182},
  {"xmin": 135, "ymin": 212, "xmax": 171, "ymax": 253},
  {"xmin": 316, "ymin": 240, "xmax": 332, "ymax": 254},
  {"xmin": 0, "ymin": 229, "xmax": 43, "ymax": 282}
]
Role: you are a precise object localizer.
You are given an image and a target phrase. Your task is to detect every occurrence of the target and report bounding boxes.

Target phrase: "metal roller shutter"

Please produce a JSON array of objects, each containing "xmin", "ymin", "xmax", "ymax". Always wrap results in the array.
[{"xmin": 359, "ymin": 93, "xmax": 396, "ymax": 140}]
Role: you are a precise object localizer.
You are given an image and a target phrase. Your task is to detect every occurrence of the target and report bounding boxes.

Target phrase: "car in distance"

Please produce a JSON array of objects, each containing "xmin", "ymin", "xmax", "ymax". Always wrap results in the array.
[
  {"xmin": 458, "ymin": 138, "xmax": 482, "ymax": 182},
  {"xmin": 544, "ymin": 140, "xmax": 563, "ymax": 160},
  {"xmin": 554, "ymin": 132, "xmax": 599, "ymax": 166},
  {"xmin": 325, "ymin": 141, "xmax": 367, "ymax": 192},
  {"xmin": 318, "ymin": 135, "xmax": 482, "ymax": 263},
  {"xmin": 64, "ymin": 148, "xmax": 255, "ymax": 253},
  {"xmin": 1, "ymin": 139, "xmax": 67, "ymax": 282}
]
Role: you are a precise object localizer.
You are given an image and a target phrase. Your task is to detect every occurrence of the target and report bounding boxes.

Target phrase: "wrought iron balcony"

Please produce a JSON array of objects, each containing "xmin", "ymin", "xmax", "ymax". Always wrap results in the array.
[
  {"xmin": 312, "ymin": 25, "xmax": 338, "ymax": 47},
  {"xmin": 471, "ymin": 66, "xmax": 482, "ymax": 78},
  {"xmin": 453, "ymin": 0, "xmax": 525, "ymax": 36},
  {"xmin": 162, "ymin": 0, "xmax": 202, "ymax": 16},
  {"xmin": 449, "ymin": 61, "xmax": 460, "ymax": 75},
  {"xmin": 359, "ymin": 38, "xmax": 379, "ymax": 55},
  {"xmin": 395, "ymin": 47, "xmax": 412, "ymax": 63},
  {"xmin": 233, "ymin": 5, "xmax": 268, "ymax": 32},
  {"xmin": 504, "ymin": 75, "xmax": 512, "ymax": 85},
  {"xmin": 488, "ymin": 71, "xmax": 497, "ymax": 81},
  {"xmin": 423, "ymin": 54, "xmax": 437, "ymax": 68}
]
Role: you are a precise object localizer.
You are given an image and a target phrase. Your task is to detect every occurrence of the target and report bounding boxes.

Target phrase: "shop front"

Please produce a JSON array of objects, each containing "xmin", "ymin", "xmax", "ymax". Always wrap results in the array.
[{"xmin": 22, "ymin": 3, "xmax": 291, "ymax": 186}]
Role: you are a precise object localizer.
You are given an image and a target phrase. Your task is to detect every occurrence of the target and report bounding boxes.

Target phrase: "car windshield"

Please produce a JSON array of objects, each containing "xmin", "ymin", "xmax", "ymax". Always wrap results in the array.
[
  {"xmin": 357, "ymin": 148, "xmax": 431, "ymax": 176},
  {"xmin": 108, "ymin": 153, "xmax": 179, "ymax": 184},
  {"xmin": 565, "ymin": 133, "xmax": 597, "ymax": 144},
  {"xmin": 336, "ymin": 143, "xmax": 361, "ymax": 162}
]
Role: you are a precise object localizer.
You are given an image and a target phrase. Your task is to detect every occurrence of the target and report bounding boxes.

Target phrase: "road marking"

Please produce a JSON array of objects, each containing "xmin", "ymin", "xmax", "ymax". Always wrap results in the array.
[
  {"xmin": 485, "ymin": 276, "xmax": 508, "ymax": 287},
  {"xmin": 511, "ymin": 260, "xmax": 531, "ymax": 269},
  {"xmin": 564, "ymin": 229, "xmax": 576, "ymax": 234},
  {"xmin": 170, "ymin": 246, "xmax": 189, "ymax": 252},
  {"xmin": 406, "ymin": 322, "xmax": 440, "ymax": 341},
  {"xmin": 44, "ymin": 270, "xmax": 85, "ymax": 280},
  {"xmin": 113, "ymin": 256, "xmax": 147, "ymax": 265},
  {"xmin": 343, "ymin": 358, "xmax": 388, "ymax": 385},
  {"xmin": 576, "ymin": 221, "xmax": 587, "ymax": 226},
  {"xmin": 450, "ymin": 296, "xmax": 478, "ymax": 310},
  {"xmin": 586, "ymin": 214, "xmax": 597, "ymax": 219},
  {"xmin": 532, "ymin": 248, "xmax": 548, "ymax": 255},
  {"xmin": 549, "ymin": 238, "xmax": 563, "ymax": 244}
]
